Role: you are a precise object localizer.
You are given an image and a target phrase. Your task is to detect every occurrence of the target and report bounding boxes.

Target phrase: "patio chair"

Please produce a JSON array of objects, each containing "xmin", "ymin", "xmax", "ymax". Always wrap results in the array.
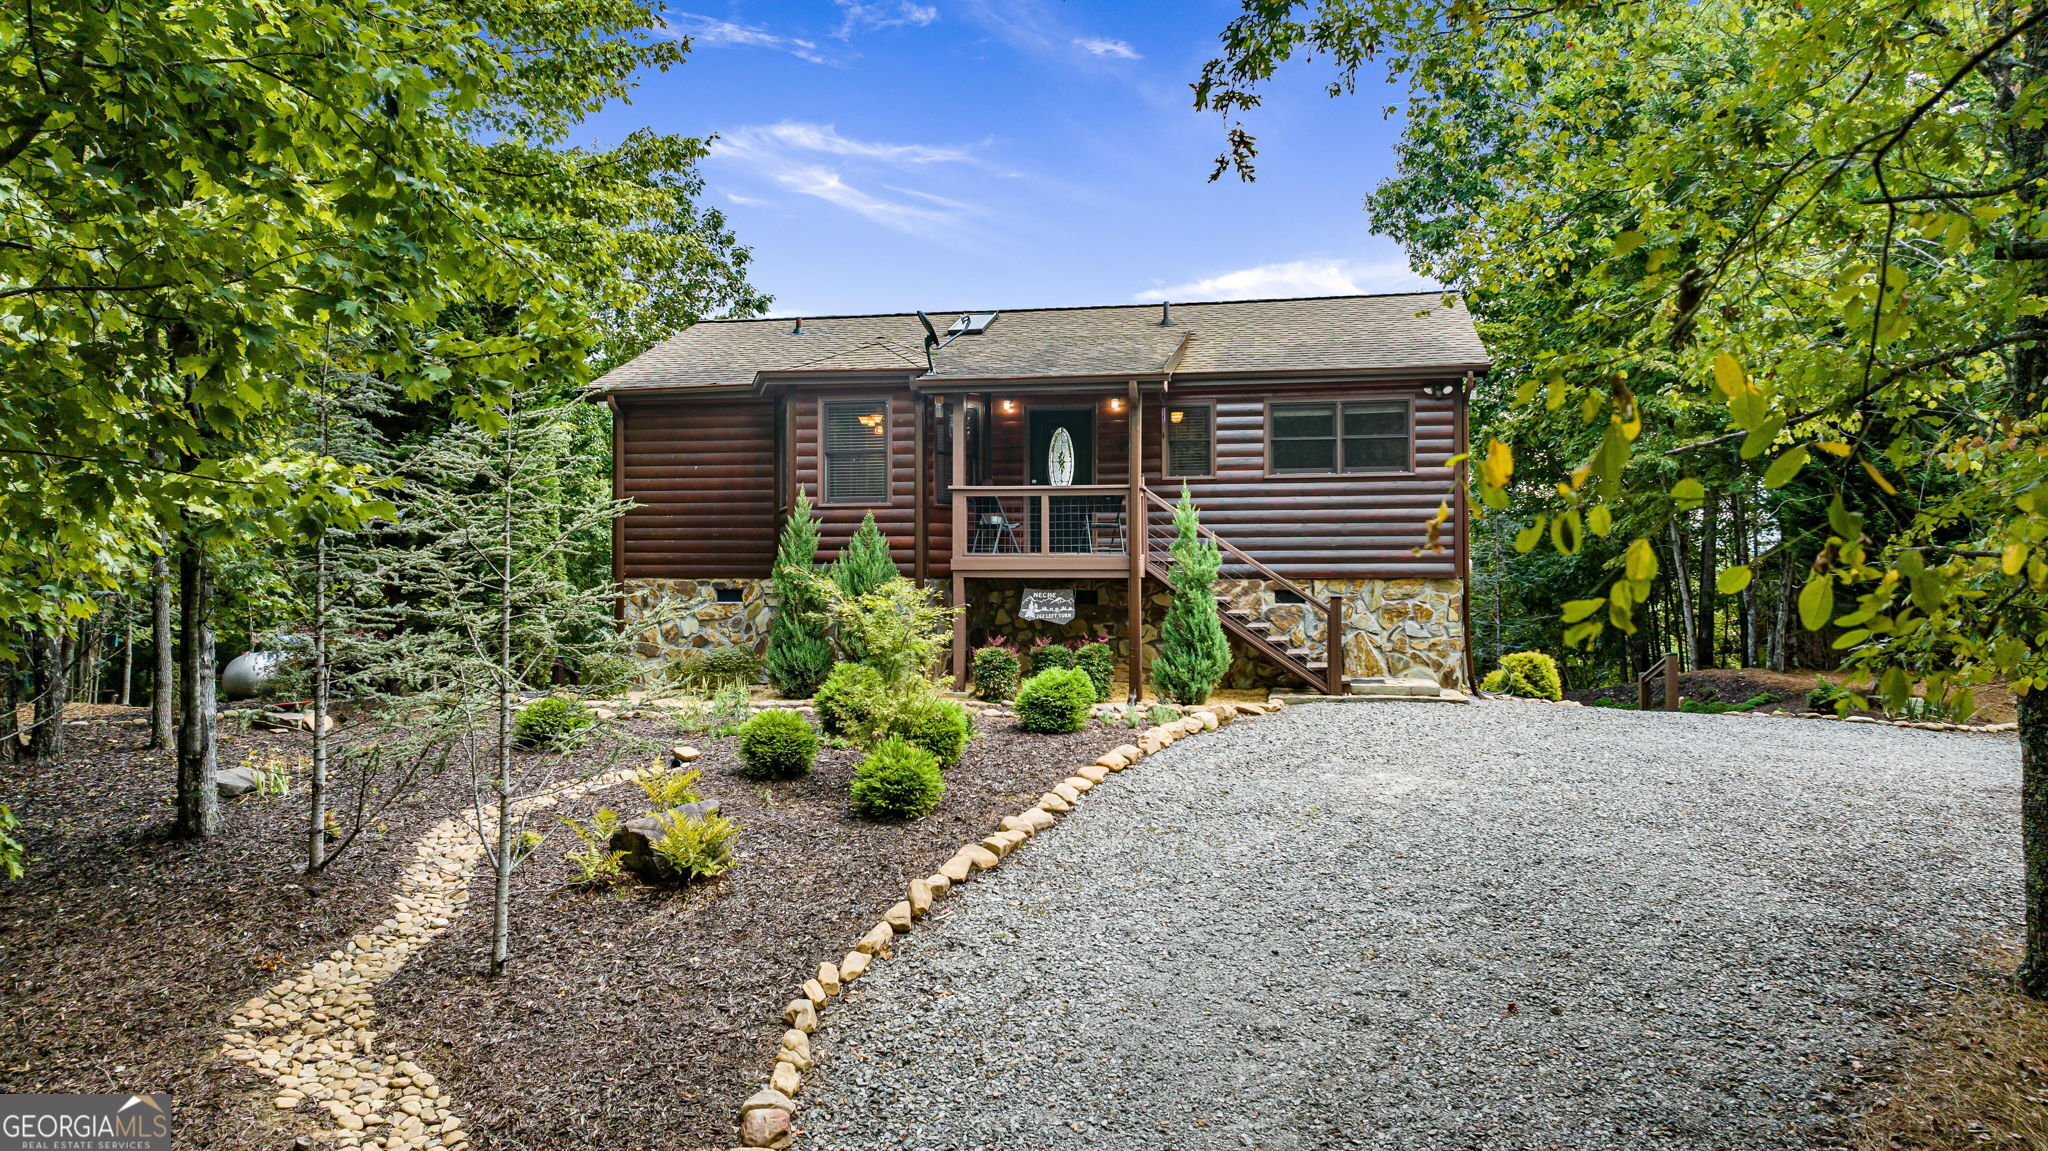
[
  {"xmin": 1087, "ymin": 508, "xmax": 1126, "ymax": 554},
  {"xmin": 968, "ymin": 496, "xmax": 1024, "ymax": 554}
]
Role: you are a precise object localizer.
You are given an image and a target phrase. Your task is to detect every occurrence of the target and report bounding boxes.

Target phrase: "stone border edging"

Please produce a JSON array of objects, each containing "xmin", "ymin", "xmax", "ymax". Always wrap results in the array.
[
  {"xmin": 220, "ymin": 763, "xmax": 646, "ymax": 1151},
  {"xmin": 729, "ymin": 698, "xmax": 1289, "ymax": 1150}
]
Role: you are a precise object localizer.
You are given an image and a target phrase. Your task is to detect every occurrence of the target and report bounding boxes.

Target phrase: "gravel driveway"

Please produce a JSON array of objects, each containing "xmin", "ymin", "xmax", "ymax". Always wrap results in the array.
[{"xmin": 800, "ymin": 699, "xmax": 2022, "ymax": 1151}]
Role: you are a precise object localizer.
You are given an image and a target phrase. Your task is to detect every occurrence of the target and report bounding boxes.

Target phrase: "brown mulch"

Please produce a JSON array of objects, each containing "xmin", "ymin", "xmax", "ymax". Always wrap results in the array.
[
  {"xmin": 375, "ymin": 710, "xmax": 1130, "ymax": 1151},
  {"xmin": 1563, "ymin": 667, "xmax": 2015, "ymax": 725},
  {"xmin": 0, "ymin": 705, "xmax": 1133, "ymax": 1150},
  {"xmin": 0, "ymin": 714, "xmax": 478, "ymax": 1148},
  {"xmin": 1830, "ymin": 945, "xmax": 2048, "ymax": 1150}
]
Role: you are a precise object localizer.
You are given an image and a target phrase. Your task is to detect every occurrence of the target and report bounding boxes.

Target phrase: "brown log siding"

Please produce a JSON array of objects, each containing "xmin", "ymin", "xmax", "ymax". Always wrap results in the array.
[
  {"xmin": 617, "ymin": 398, "xmax": 779, "ymax": 580},
  {"xmin": 790, "ymin": 387, "xmax": 947, "ymax": 575},
  {"xmin": 1144, "ymin": 382, "xmax": 1462, "ymax": 581}
]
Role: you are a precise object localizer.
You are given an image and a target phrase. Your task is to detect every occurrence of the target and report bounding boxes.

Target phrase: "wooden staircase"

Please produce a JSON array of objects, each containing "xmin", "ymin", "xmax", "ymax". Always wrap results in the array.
[{"xmin": 1141, "ymin": 490, "xmax": 1346, "ymax": 695}]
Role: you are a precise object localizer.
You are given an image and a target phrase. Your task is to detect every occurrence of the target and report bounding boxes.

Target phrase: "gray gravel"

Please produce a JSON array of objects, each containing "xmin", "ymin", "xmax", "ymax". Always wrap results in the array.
[{"xmin": 798, "ymin": 699, "xmax": 2022, "ymax": 1151}]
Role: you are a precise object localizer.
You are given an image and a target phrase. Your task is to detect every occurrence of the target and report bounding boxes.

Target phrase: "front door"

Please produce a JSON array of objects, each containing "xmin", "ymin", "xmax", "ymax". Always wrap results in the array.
[{"xmin": 1028, "ymin": 408, "xmax": 1094, "ymax": 485}]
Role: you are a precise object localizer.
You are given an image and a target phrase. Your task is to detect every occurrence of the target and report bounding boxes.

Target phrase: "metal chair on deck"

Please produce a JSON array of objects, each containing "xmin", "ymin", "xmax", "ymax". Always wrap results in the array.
[{"xmin": 968, "ymin": 496, "xmax": 1024, "ymax": 554}]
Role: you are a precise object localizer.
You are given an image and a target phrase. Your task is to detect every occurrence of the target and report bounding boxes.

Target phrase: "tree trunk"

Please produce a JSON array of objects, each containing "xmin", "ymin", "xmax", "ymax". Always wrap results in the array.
[
  {"xmin": 490, "ymin": 430, "xmax": 517, "ymax": 978},
  {"xmin": 1770, "ymin": 547, "xmax": 1794, "ymax": 672},
  {"xmin": 27, "ymin": 629, "xmax": 67, "ymax": 762},
  {"xmin": 0, "ymin": 650, "xmax": 17, "ymax": 764},
  {"xmin": 173, "ymin": 542, "xmax": 218, "ymax": 839},
  {"xmin": 1694, "ymin": 493, "xmax": 1717, "ymax": 670},
  {"xmin": 150, "ymin": 548, "xmax": 175, "ymax": 749},
  {"xmin": 1735, "ymin": 494, "xmax": 1758, "ymax": 667},
  {"xmin": 119, "ymin": 596, "xmax": 134, "ymax": 707},
  {"xmin": 1667, "ymin": 519, "xmax": 1698, "ymax": 669},
  {"xmin": 2017, "ymin": 692, "xmax": 2048, "ymax": 997},
  {"xmin": 307, "ymin": 532, "xmax": 330, "ymax": 874}
]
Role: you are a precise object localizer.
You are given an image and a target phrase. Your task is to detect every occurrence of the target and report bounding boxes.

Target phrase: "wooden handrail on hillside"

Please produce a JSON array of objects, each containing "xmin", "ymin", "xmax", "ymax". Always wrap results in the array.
[
  {"xmin": 1636, "ymin": 652, "xmax": 1680, "ymax": 711},
  {"xmin": 1142, "ymin": 490, "xmax": 1345, "ymax": 695}
]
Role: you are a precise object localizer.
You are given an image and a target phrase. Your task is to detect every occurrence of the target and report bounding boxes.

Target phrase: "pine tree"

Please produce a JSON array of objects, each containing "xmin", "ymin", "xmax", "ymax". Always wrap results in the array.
[
  {"xmin": 830, "ymin": 513, "xmax": 899, "ymax": 663},
  {"xmin": 765, "ymin": 491, "xmax": 834, "ymax": 697},
  {"xmin": 1151, "ymin": 488, "xmax": 1232, "ymax": 705}
]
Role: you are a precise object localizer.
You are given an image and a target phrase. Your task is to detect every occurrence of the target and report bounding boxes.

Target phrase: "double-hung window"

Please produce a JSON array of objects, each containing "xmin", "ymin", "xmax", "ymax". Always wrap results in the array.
[
  {"xmin": 824, "ymin": 400, "xmax": 889, "ymax": 503},
  {"xmin": 1267, "ymin": 400, "xmax": 1410, "ymax": 474},
  {"xmin": 1163, "ymin": 404, "xmax": 1213, "ymax": 478}
]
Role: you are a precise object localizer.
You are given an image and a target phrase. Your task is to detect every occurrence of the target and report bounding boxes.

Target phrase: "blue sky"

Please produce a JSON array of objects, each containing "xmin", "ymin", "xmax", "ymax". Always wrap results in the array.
[{"xmin": 582, "ymin": 0, "xmax": 1430, "ymax": 317}]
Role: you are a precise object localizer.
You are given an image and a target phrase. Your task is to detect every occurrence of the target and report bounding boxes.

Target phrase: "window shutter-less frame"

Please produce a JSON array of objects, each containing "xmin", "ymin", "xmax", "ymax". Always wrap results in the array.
[
  {"xmin": 1267, "ymin": 400, "xmax": 1411, "ymax": 475},
  {"xmin": 824, "ymin": 400, "xmax": 889, "ymax": 503},
  {"xmin": 1164, "ymin": 404, "xmax": 1212, "ymax": 477}
]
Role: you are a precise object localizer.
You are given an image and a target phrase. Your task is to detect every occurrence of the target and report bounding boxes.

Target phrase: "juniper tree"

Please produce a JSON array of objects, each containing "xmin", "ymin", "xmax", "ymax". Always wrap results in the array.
[
  {"xmin": 831, "ymin": 513, "xmax": 900, "ymax": 663},
  {"xmin": 1151, "ymin": 489, "xmax": 1232, "ymax": 704},
  {"xmin": 765, "ymin": 491, "xmax": 833, "ymax": 697}
]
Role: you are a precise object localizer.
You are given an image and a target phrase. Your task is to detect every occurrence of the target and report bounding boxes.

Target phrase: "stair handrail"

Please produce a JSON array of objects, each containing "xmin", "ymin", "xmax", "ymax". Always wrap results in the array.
[{"xmin": 1143, "ymin": 489, "xmax": 1344, "ymax": 694}]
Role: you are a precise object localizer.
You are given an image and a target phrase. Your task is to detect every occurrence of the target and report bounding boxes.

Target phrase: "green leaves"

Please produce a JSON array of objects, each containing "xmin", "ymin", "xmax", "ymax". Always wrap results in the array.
[
  {"xmin": 1671, "ymin": 477, "xmax": 1706, "ymax": 510},
  {"xmin": 1716, "ymin": 566, "xmax": 1752, "ymax": 595},
  {"xmin": 1762, "ymin": 445, "xmax": 1809, "ymax": 490},
  {"xmin": 1798, "ymin": 575, "xmax": 1834, "ymax": 632}
]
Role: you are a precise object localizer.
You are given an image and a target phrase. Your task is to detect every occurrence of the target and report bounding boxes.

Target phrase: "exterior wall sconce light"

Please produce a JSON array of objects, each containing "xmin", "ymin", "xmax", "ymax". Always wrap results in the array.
[
  {"xmin": 1169, "ymin": 409, "xmax": 1185, "ymax": 424},
  {"xmin": 1000, "ymin": 398, "xmax": 1017, "ymax": 413},
  {"xmin": 1107, "ymin": 397, "xmax": 1125, "ymax": 413}
]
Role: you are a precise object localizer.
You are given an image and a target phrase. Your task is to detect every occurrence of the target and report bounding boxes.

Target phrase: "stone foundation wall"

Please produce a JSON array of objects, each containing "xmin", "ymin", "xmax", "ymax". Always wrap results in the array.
[
  {"xmin": 622, "ymin": 578, "xmax": 775, "ymax": 661},
  {"xmin": 1213, "ymin": 577, "xmax": 1466, "ymax": 690},
  {"xmin": 967, "ymin": 576, "xmax": 1467, "ymax": 691}
]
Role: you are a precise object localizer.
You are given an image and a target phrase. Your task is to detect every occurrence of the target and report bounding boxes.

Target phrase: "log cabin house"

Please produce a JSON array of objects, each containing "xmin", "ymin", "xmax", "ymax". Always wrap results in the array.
[{"xmin": 592, "ymin": 293, "xmax": 1489, "ymax": 695}]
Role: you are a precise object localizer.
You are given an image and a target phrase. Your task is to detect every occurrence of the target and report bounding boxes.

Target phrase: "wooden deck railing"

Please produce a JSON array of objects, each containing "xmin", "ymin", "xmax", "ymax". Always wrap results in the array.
[{"xmin": 949, "ymin": 485, "xmax": 1132, "ymax": 574}]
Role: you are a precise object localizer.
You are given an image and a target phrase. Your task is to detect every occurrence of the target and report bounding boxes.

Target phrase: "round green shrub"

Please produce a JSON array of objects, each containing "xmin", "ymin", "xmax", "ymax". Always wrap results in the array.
[
  {"xmin": 512, "ymin": 697, "xmax": 594, "ymax": 749},
  {"xmin": 1015, "ymin": 667, "xmax": 1096, "ymax": 733},
  {"xmin": 577, "ymin": 651, "xmax": 642, "ymax": 695},
  {"xmin": 1071, "ymin": 641, "xmax": 1115, "ymax": 702},
  {"xmin": 849, "ymin": 736, "xmax": 946, "ymax": 820},
  {"xmin": 1029, "ymin": 640, "xmax": 1076, "ymax": 675},
  {"xmin": 814, "ymin": 662, "xmax": 886, "ymax": 736},
  {"xmin": 737, "ymin": 708, "xmax": 819, "ymax": 780},
  {"xmin": 1481, "ymin": 650, "xmax": 1564, "ymax": 701},
  {"xmin": 884, "ymin": 695, "xmax": 972, "ymax": 766},
  {"xmin": 971, "ymin": 643, "xmax": 1021, "ymax": 701}
]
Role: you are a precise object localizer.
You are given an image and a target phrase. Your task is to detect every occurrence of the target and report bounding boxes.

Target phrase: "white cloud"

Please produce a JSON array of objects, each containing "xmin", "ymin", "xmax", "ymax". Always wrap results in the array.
[
  {"xmin": 661, "ymin": 13, "xmax": 826, "ymax": 63},
  {"xmin": 834, "ymin": 0, "xmax": 938, "ymax": 37},
  {"xmin": 1135, "ymin": 258, "xmax": 1437, "ymax": 302},
  {"xmin": 713, "ymin": 122, "xmax": 983, "ymax": 234},
  {"xmin": 1073, "ymin": 36, "xmax": 1140, "ymax": 59}
]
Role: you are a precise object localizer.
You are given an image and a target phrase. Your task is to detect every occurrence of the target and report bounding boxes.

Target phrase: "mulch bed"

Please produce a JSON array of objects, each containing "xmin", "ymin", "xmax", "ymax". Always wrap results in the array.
[
  {"xmin": 0, "ymin": 703, "xmax": 1133, "ymax": 1150},
  {"xmin": 0, "ymin": 709, "xmax": 479, "ymax": 1148},
  {"xmin": 376, "ymin": 709, "xmax": 1130, "ymax": 1151}
]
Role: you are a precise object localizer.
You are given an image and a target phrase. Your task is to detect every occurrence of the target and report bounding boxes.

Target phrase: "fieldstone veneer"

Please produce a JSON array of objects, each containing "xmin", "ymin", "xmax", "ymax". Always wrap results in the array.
[
  {"xmin": 1212, "ymin": 577, "xmax": 1467, "ymax": 690},
  {"xmin": 623, "ymin": 578, "xmax": 774, "ymax": 660}
]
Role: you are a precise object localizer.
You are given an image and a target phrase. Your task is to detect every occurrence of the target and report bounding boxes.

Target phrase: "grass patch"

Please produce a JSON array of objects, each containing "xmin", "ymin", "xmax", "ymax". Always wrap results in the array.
[{"xmin": 1844, "ymin": 947, "xmax": 2048, "ymax": 1150}]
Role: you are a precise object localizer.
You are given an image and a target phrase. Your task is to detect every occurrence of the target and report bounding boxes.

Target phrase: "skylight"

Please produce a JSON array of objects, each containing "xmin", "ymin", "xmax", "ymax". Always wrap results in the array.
[{"xmin": 947, "ymin": 312, "xmax": 998, "ymax": 336}]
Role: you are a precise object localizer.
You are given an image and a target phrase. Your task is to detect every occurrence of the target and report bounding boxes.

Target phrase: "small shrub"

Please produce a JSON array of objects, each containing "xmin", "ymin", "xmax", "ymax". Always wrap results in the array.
[
  {"xmin": 1589, "ymin": 697, "xmax": 1634, "ymax": 709},
  {"xmin": 241, "ymin": 749, "xmax": 305, "ymax": 797},
  {"xmin": 578, "ymin": 651, "xmax": 642, "ymax": 695},
  {"xmin": 651, "ymin": 810, "xmax": 740, "ymax": 881},
  {"xmin": 1807, "ymin": 677, "xmax": 1851, "ymax": 711},
  {"xmin": 561, "ymin": 807, "xmax": 625, "ymax": 885},
  {"xmin": 814, "ymin": 662, "xmax": 887, "ymax": 736},
  {"xmin": 1072, "ymin": 641, "xmax": 1115, "ymax": 702},
  {"xmin": 1481, "ymin": 651, "xmax": 1563, "ymax": 701},
  {"xmin": 671, "ymin": 698, "xmax": 712, "ymax": 733},
  {"xmin": 1029, "ymin": 639, "xmax": 1075, "ymax": 675},
  {"xmin": 513, "ymin": 697, "xmax": 595, "ymax": 749},
  {"xmin": 883, "ymin": 696, "xmax": 972, "ymax": 766},
  {"xmin": 634, "ymin": 765, "xmax": 703, "ymax": 809},
  {"xmin": 738, "ymin": 709, "xmax": 819, "ymax": 780},
  {"xmin": 849, "ymin": 736, "xmax": 946, "ymax": 820},
  {"xmin": 1015, "ymin": 667, "xmax": 1096, "ymax": 733},
  {"xmin": 971, "ymin": 641, "xmax": 1021, "ymax": 701},
  {"xmin": 673, "ymin": 645, "xmax": 760, "ymax": 691},
  {"xmin": 1147, "ymin": 704, "xmax": 1180, "ymax": 725}
]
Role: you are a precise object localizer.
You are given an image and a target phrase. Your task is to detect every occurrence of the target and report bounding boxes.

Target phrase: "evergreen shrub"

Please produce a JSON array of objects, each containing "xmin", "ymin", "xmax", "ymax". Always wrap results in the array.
[{"xmin": 1015, "ymin": 667, "xmax": 1096, "ymax": 733}]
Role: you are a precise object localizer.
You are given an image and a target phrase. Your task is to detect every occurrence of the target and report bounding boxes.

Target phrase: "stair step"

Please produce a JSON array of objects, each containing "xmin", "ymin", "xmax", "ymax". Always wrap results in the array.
[
  {"xmin": 1305, "ymin": 661, "xmax": 1328, "ymax": 672},
  {"xmin": 1223, "ymin": 608, "xmax": 1253, "ymax": 620},
  {"xmin": 1285, "ymin": 647, "xmax": 1314, "ymax": 660}
]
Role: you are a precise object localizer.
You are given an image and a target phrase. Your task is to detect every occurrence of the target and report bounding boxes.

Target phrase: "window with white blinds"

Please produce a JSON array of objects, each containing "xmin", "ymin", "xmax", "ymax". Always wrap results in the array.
[
  {"xmin": 824, "ymin": 400, "xmax": 889, "ymax": 503},
  {"xmin": 1164, "ymin": 404, "xmax": 1213, "ymax": 477}
]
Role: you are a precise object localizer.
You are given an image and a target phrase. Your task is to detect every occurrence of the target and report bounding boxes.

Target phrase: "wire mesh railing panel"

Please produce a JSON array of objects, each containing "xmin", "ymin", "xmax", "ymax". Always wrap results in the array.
[
  {"xmin": 963, "ymin": 494, "xmax": 1038, "ymax": 555},
  {"xmin": 1047, "ymin": 494, "xmax": 1126, "ymax": 554}
]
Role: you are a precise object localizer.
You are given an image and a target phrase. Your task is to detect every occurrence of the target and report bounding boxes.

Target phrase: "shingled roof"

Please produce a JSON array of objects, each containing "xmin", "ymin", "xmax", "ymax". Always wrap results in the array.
[{"xmin": 591, "ymin": 292, "xmax": 1488, "ymax": 393}]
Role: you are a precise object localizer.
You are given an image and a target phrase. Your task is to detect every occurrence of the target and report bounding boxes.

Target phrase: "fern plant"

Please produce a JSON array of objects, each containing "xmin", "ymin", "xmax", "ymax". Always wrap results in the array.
[{"xmin": 560, "ymin": 807, "xmax": 626, "ymax": 885}]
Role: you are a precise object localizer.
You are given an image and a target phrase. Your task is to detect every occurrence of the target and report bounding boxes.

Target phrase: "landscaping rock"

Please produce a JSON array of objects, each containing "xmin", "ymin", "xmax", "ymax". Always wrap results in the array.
[
  {"xmin": 739, "ymin": 1106, "xmax": 792, "ymax": 1149},
  {"xmin": 802, "ymin": 979, "xmax": 827, "ymax": 1008},
  {"xmin": 1076, "ymin": 764, "xmax": 1110, "ymax": 783},
  {"xmin": 925, "ymin": 872, "xmax": 952, "ymax": 894},
  {"xmin": 938, "ymin": 853, "xmax": 975, "ymax": 883},
  {"xmin": 962, "ymin": 844, "xmax": 1000, "ymax": 871},
  {"xmin": 608, "ymin": 800, "xmax": 720, "ymax": 878},
  {"xmin": 840, "ymin": 950, "xmax": 870, "ymax": 981},
  {"xmin": 817, "ymin": 962, "xmax": 840, "ymax": 995},
  {"xmin": 1037, "ymin": 792, "xmax": 1071, "ymax": 814},
  {"xmin": 770, "ymin": 1060, "xmax": 801, "ymax": 1097},
  {"xmin": 857, "ymin": 922, "xmax": 895, "ymax": 954},
  {"xmin": 216, "ymin": 766, "xmax": 266, "ymax": 798},
  {"xmin": 1063, "ymin": 774, "xmax": 1095, "ymax": 792},
  {"xmin": 908, "ymin": 879, "xmax": 936, "ymax": 916},
  {"xmin": 670, "ymin": 745, "xmax": 701, "ymax": 767},
  {"xmin": 884, "ymin": 901, "xmax": 914, "ymax": 932},
  {"xmin": 782, "ymin": 999, "xmax": 816, "ymax": 1032}
]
